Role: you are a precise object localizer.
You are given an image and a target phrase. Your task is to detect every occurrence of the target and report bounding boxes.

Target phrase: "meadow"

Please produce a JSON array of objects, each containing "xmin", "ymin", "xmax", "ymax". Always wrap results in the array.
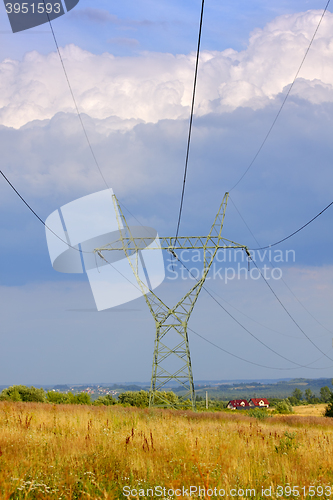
[{"xmin": 0, "ymin": 401, "xmax": 332, "ymax": 499}]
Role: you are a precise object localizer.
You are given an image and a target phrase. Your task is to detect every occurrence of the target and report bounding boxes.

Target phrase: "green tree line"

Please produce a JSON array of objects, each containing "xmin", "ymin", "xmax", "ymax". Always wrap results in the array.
[
  {"xmin": 287, "ymin": 386, "xmax": 332, "ymax": 405},
  {"xmin": 0, "ymin": 386, "xmax": 180, "ymax": 407}
]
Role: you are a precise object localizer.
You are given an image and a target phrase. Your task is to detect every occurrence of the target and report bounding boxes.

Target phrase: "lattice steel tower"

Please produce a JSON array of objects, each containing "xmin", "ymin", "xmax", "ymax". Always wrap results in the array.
[{"xmin": 95, "ymin": 192, "xmax": 248, "ymax": 410}]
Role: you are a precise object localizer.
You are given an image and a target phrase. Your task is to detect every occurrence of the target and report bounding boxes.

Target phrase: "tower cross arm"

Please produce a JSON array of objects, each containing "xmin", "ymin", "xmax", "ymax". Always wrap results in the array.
[
  {"xmin": 94, "ymin": 236, "xmax": 248, "ymax": 253},
  {"xmin": 160, "ymin": 236, "xmax": 248, "ymax": 250}
]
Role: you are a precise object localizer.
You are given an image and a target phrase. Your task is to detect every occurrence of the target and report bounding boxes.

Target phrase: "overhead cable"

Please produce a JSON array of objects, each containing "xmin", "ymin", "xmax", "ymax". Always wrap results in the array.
[
  {"xmin": 229, "ymin": 0, "xmax": 331, "ymax": 191},
  {"xmin": 230, "ymin": 195, "xmax": 333, "ymax": 337},
  {"xmin": 174, "ymin": 0, "xmax": 205, "ymax": 244},
  {"xmin": 176, "ymin": 256, "xmax": 330, "ymax": 369},
  {"xmin": 0, "ymin": 170, "xmax": 89, "ymax": 254},
  {"xmin": 188, "ymin": 271, "xmax": 304, "ymax": 339},
  {"xmin": 0, "ymin": 4, "xmax": 151, "ymax": 257},
  {"xmin": 249, "ymin": 257, "xmax": 333, "ymax": 362},
  {"xmin": 188, "ymin": 327, "xmax": 328, "ymax": 371},
  {"xmin": 248, "ymin": 199, "xmax": 333, "ymax": 250},
  {"xmin": 42, "ymin": 4, "xmax": 159, "ymax": 242},
  {"xmin": 42, "ymin": 0, "xmax": 109, "ymax": 189}
]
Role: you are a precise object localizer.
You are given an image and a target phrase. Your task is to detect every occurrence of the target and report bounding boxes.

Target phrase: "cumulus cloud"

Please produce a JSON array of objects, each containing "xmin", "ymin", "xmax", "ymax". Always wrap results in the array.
[
  {"xmin": 1, "ymin": 10, "xmax": 333, "ymax": 128},
  {"xmin": 215, "ymin": 9, "xmax": 333, "ymax": 109}
]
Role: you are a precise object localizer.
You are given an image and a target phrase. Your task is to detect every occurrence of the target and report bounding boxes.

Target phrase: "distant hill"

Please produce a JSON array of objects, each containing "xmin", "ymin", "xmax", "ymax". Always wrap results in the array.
[
  {"xmin": 52, "ymin": 385, "xmax": 70, "ymax": 391},
  {"xmin": 191, "ymin": 378, "xmax": 333, "ymax": 400},
  {"xmin": 1, "ymin": 378, "xmax": 331, "ymax": 400}
]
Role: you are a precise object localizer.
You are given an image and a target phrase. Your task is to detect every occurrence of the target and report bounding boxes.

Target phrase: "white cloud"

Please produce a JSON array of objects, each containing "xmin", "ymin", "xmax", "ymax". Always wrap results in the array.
[
  {"xmin": 215, "ymin": 9, "xmax": 333, "ymax": 110},
  {"xmin": 2, "ymin": 10, "xmax": 333, "ymax": 129}
]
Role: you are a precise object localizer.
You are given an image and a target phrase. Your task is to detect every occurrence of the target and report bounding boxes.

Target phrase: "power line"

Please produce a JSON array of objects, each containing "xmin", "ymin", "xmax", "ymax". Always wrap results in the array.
[
  {"xmin": 229, "ymin": 0, "xmax": 331, "ymax": 192},
  {"xmin": 42, "ymin": 0, "xmax": 109, "ymax": 189},
  {"xmin": 248, "ymin": 257, "xmax": 333, "ymax": 364},
  {"xmin": 0, "ymin": 170, "xmax": 89, "ymax": 254},
  {"xmin": 230, "ymin": 195, "xmax": 333, "ymax": 337},
  {"xmin": 188, "ymin": 270, "xmax": 305, "ymax": 339},
  {"xmin": 0, "ymin": 3, "xmax": 111, "ymax": 260},
  {"xmin": 174, "ymin": 0, "xmax": 205, "ymax": 244},
  {"xmin": 42, "ymin": 5, "xmax": 160, "ymax": 243},
  {"xmin": 96, "ymin": 246, "xmax": 321, "ymax": 370},
  {"xmin": 0, "ymin": 3, "xmax": 113, "ymax": 258},
  {"xmin": 187, "ymin": 327, "xmax": 327, "ymax": 371},
  {"xmin": 248, "ymin": 257, "xmax": 333, "ymax": 362},
  {"xmin": 42, "ymin": 1, "xmax": 333, "ymax": 255},
  {"xmin": 248, "ymin": 199, "xmax": 333, "ymax": 250},
  {"xmin": 176, "ymin": 255, "xmax": 330, "ymax": 369},
  {"xmin": 3, "ymin": 4, "xmax": 154, "ymax": 258}
]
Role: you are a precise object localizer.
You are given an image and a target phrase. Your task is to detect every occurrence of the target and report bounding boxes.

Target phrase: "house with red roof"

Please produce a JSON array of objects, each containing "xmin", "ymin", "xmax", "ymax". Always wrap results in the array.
[
  {"xmin": 227, "ymin": 399, "xmax": 251, "ymax": 410},
  {"xmin": 248, "ymin": 398, "xmax": 270, "ymax": 408}
]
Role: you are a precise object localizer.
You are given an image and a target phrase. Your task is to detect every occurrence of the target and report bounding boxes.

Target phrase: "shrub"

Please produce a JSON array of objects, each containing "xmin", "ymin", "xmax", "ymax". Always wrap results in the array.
[
  {"xmin": 46, "ymin": 391, "xmax": 68, "ymax": 404},
  {"xmin": 118, "ymin": 390, "xmax": 178, "ymax": 408},
  {"xmin": 154, "ymin": 391, "xmax": 179, "ymax": 406},
  {"xmin": 324, "ymin": 398, "xmax": 333, "ymax": 417},
  {"xmin": 73, "ymin": 392, "xmax": 92, "ymax": 405},
  {"xmin": 273, "ymin": 399, "xmax": 294, "ymax": 414},
  {"xmin": 247, "ymin": 408, "xmax": 270, "ymax": 420},
  {"xmin": 93, "ymin": 395, "xmax": 117, "ymax": 406},
  {"xmin": 46, "ymin": 391, "xmax": 92, "ymax": 405},
  {"xmin": 0, "ymin": 385, "xmax": 46, "ymax": 403},
  {"xmin": 118, "ymin": 390, "xmax": 149, "ymax": 408}
]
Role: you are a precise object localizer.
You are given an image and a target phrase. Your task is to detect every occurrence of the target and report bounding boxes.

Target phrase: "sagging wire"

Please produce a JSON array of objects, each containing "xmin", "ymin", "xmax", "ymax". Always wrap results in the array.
[
  {"xmin": 229, "ymin": 0, "xmax": 331, "ymax": 191},
  {"xmin": 246, "ymin": 254, "xmax": 333, "ymax": 362},
  {"xmin": 175, "ymin": 254, "xmax": 332, "ymax": 369},
  {"xmin": 230, "ymin": 195, "xmax": 333, "ymax": 337},
  {"xmin": 0, "ymin": 170, "xmax": 90, "ymax": 255}
]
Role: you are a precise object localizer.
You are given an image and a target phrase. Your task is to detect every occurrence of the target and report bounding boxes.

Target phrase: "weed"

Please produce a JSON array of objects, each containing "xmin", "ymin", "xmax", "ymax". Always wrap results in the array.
[
  {"xmin": 275, "ymin": 431, "xmax": 299, "ymax": 453},
  {"xmin": 246, "ymin": 408, "xmax": 271, "ymax": 420}
]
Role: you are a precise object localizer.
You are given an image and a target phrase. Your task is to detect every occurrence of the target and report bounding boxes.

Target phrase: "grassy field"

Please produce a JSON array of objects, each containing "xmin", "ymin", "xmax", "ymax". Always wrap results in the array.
[
  {"xmin": 292, "ymin": 404, "xmax": 326, "ymax": 417},
  {"xmin": 0, "ymin": 402, "xmax": 333, "ymax": 499}
]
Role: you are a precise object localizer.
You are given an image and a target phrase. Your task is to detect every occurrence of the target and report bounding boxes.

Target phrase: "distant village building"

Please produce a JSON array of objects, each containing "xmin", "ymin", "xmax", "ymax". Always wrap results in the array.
[{"xmin": 227, "ymin": 398, "xmax": 270, "ymax": 410}]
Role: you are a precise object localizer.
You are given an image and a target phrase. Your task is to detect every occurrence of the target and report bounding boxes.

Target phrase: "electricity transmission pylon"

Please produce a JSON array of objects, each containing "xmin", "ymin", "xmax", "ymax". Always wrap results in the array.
[{"xmin": 95, "ymin": 192, "xmax": 248, "ymax": 410}]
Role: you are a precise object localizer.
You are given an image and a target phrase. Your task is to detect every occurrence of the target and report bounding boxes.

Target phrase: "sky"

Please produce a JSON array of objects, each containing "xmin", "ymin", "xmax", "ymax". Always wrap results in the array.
[{"xmin": 1, "ymin": 0, "xmax": 333, "ymax": 386}]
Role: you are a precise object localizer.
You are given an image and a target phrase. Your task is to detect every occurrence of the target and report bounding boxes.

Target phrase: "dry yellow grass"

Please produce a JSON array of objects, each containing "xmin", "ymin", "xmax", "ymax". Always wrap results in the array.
[
  {"xmin": 292, "ymin": 404, "xmax": 326, "ymax": 417},
  {"xmin": 1, "ymin": 402, "xmax": 333, "ymax": 499}
]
